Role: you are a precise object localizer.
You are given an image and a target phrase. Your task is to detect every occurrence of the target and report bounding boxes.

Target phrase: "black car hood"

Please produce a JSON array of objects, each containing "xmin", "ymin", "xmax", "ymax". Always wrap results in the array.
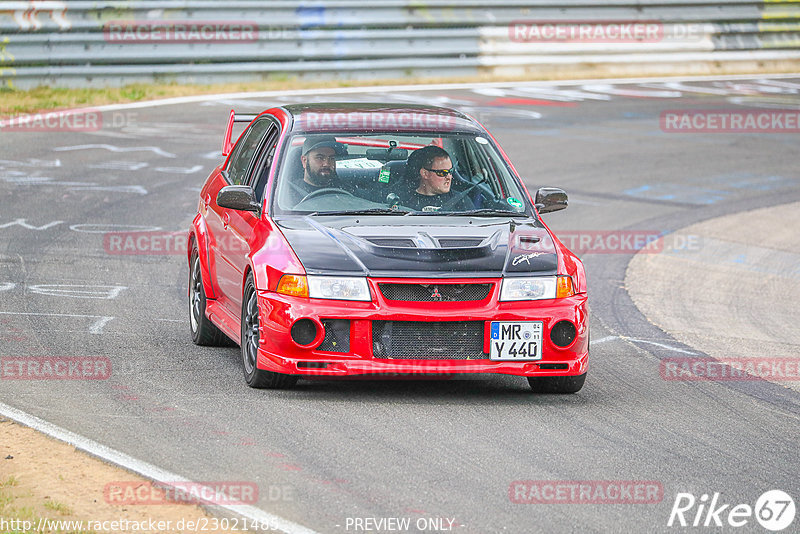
[{"xmin": 275, "ymin": 215, "xmax": 558, "ymax": 278}]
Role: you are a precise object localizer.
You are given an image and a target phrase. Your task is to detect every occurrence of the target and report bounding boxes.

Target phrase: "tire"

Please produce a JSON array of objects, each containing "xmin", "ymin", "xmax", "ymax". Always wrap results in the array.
[
  {"xmin": 189, "ymin": 246, "xmax": 230, "ymax": 346},
  {"xmin": 241, "ymin": 273, "xmax": 299, "ymax": 389},
  {"xmin": 527, "ymin": 373, "xmax": 586, "ymax": 394}
]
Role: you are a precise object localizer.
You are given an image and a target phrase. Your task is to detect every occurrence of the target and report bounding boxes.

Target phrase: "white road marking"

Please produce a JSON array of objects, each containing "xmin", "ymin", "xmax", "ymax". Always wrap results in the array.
[
  {"xmin": 727, "ymin": 96, "xmax": 800, "ymax": 110},
  {"xmin": 638, "ymin": 82, "xmax": 731, "ymax": 95},
  {"xmin": 154, "ymin": 165, "xmax": 203, "ymax": 174},
  {"xmin": 0, "ymin": 218, "xmax": 63, "ymax": 230},
  {"xmin": 0, "ymin": 283, "xmax": 15, "ymax": 291},
  {"xmin": 511, "ymin": 86, "xmax": 612, "ymax": 101},
  {"xmin": 0, "ymin": 402, "xmax": 320, "ymax": 534},
  {"xmin": 0, "ymin": 158, "xmax": 61, "ymax": 168},
  {"xmin": 471, "ymin": 106, "xmax": 542, "ymax": 119},
  {"xmin": 590, "ymin": 335, "xmax": 618, "ymax": 345},
  {"xmin": 1, "ymin": 175, "xmax": 76, "ymax": 184},
  {"xmin": 200, "ymin": 98, "xmax": 278, "ymax": 108},
  {"xmin": 756, "ymin": 79, "xmax": 800, "ymax": 91},
  {"xmin": 27, "ymin": 284, "xmax": 127, "ymax": 300},
  {"xmin": 88, "ymin": 316, "xmax": 115, "ymax": 334},
  {"xmin": 621, "ymin": 337, "xmax": 699, "ymax": 355},
  {"xmin": 589, "ymin": 334, "xmax": 700, "ymax": 354},
  {"xmin": 69, "ymin": 223, "xmax": 162, "ymax": 233},
  {"xmin": 0, "ymin": 176, "xmax": 148, "ymax": 194},
  {"xmin": 53, "ymin": 144, "xmax": 176, "ymax": 158},
  {"xmin": 81, "ymin": 129, "xmax": 141, "ymax": 140},
  {"xmin": 471, "ymin": 87, "xmax": 507, "ymax": 97},
  {"xmin": 67, "ymin": 184, "xmax": 148, "ymax": 195},
  {"xmin": 88, "ymin": 161, "xmax": 149, "ymax": 171},
  {"xmin": 720, "ymin": 81, "xmax": 796, "ymax": 94},
  {"xmin": 581, "ymin": 84, "xmax": 683, "ymax": 98},
  {"xmin": 0, "ymin": 311, "xmax": 114, "ymax": 334}
]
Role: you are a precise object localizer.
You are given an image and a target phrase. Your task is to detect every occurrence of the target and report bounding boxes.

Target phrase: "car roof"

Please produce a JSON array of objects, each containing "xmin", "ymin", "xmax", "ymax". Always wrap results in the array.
[{"xmin": 280, "ymin": 102, "xmax": 484, "ymax": 135}]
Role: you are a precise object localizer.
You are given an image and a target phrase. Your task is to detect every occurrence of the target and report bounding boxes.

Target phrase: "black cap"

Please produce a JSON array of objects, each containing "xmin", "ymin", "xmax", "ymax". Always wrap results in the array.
[{"xmin": 302, "ymin": 135, "xmax": 347, "ymax": 156}]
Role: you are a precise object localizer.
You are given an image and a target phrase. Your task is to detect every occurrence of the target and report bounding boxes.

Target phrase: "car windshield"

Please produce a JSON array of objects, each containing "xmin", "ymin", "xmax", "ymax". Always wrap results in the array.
[{"xmin": 271, "ymin": 132, "xmax": 532, "ymax": 216}]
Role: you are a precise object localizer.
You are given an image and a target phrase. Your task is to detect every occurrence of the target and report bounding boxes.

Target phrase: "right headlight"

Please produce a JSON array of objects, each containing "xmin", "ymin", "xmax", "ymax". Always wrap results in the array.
[{"xmin": 500, "ymin": 276, "xmax": 574, "ymax": 301}]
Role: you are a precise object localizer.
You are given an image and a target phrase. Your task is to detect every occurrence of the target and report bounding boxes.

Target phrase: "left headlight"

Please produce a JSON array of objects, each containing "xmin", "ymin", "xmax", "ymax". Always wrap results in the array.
[
  {"xmin": 307, "ymin": 276, "xmax": 371, "ymax": 301},
  {"xmin": 500, "ymin": 276, "xmax": 575, "ymax": 301}
]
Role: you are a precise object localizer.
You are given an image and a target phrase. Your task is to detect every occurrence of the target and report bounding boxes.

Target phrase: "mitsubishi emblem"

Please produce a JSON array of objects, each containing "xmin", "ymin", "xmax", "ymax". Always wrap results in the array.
[{"xmin": 430, "ymin": 286, "xmax": 443, "ymax": 300}]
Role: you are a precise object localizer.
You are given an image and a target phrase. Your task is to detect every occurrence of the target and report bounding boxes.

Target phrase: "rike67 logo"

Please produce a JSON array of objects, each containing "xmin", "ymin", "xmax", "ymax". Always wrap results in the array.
[{"xmin": 668, "ymin": 490, "xmax": 795, "ymax": 531}]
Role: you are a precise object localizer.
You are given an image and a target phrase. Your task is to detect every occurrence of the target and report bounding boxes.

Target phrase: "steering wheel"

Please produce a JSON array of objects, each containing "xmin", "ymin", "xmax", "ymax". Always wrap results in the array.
[{"xmin": 300, "ymin": 188, "xmax": 355, "ymax": 203}]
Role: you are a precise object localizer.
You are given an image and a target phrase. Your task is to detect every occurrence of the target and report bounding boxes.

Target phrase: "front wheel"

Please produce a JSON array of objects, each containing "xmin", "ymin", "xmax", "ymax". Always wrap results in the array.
[
  {"xmin": 527, "ymin": 373, "xmax": 586, "ymax": 394},
  {"xmin": 189, "ymin": 246, "xmax": 230, "ymax": 346},
  {"xmin": 241, "ymin": 273, "xmax": 299, "ymax": 389}
]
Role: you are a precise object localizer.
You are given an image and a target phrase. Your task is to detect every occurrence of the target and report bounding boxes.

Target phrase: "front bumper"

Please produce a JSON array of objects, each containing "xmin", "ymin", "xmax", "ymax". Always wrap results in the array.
[{"xmin": 255, "ymin": 277, "xmax": 588, "ymax": 377}]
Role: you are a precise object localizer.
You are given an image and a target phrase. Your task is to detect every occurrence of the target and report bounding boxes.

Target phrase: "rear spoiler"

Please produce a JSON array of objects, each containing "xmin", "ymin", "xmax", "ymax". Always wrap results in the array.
[{"xmin": 222, "ymin": 110, "xmax": 258, "ymax": 157}]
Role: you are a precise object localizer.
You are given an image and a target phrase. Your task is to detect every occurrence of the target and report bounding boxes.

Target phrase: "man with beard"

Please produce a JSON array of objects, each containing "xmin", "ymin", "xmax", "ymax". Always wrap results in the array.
[{"xmin": 289, "ymin": 135, "xmax": 347, "ymax": 206}]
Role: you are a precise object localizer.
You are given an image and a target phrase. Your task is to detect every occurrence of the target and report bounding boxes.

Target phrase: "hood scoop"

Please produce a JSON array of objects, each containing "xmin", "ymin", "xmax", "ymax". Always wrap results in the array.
[
  {"xmin": 364, "ymin": 236, "xmax": 487, "ymax": 249},
  {"xmin": 351, "ymin": 230, "xmax": 504, "ymax": 261}
]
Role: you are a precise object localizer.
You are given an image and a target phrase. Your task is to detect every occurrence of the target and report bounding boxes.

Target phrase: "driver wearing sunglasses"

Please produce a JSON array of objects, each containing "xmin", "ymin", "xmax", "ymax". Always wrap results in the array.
[{"xmin": 402, "ymin": 145, "xmax": 475, "ymax": 212}]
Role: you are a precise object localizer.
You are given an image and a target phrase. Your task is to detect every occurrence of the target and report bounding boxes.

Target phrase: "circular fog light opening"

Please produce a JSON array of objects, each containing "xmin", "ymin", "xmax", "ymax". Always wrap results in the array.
[
  {"xmin": 291, "ymin": 319, "xmax": 318, "ymax": 346},
  {"xmin": 550, "ymin": 320, "xmax": 576, "ymax": 348}
]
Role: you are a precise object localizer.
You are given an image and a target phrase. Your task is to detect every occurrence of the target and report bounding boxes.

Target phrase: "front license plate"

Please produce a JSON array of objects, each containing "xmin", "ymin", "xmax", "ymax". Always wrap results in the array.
[{"xmin": 489, "ymin": 321, "xmax": 543, "ymax": 361}]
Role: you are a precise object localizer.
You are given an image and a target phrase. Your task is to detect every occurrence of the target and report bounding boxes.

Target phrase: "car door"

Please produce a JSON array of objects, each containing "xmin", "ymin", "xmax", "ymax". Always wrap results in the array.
[
  {"xmin": 223, "ymin": 121, "xmax": 281, "ymax": 312},
  {"xmin": 207, "ymin": 118, "xmax": 274, "ymax": 315}
]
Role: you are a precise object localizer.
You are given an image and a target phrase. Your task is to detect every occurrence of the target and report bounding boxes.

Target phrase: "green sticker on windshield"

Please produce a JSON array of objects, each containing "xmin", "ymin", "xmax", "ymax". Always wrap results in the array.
[
  {"xmin": 507, "ymin": 197, "xmax": 524, "ymax": 210},
  {"xmin": 378, "ymin": 167, "xmax": 391, "ymax": 183}
]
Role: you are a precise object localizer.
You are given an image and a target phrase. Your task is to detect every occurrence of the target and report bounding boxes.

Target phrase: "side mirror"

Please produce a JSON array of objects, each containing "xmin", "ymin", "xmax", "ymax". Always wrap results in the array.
[
  {"xmin": 534, "ymin": 187, "xmax": 568, "ymax": 214},
  {"xmin": 217, "ymin": 185, "xmax": 261, "ymax": 213}
]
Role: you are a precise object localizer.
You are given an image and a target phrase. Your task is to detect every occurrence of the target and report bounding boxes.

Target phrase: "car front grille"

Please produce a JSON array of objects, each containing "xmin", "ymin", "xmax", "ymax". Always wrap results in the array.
[
  {"xmin": 378, "ymin": 283, "xmax": 492, "ymax": 302},
  {"xmin": 372, "ymin": 320, "xmax": 485, "ymax": 359},
  {"xmin": 317, "ymin": 319, "xmax": 350, "ymax": 353}
]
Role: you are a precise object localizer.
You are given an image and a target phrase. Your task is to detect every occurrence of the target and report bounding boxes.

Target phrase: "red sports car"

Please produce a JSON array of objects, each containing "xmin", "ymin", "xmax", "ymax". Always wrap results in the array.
[{"xmin": 188, "ymin": 103, "xmax": 588, "ymax": 392}]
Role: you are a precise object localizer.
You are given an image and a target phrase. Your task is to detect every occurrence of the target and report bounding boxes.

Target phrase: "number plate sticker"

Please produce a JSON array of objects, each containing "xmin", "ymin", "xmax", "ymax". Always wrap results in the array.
[{"xmin": 489, "ymin": 321, "xmax": 543, "ymax": 361}]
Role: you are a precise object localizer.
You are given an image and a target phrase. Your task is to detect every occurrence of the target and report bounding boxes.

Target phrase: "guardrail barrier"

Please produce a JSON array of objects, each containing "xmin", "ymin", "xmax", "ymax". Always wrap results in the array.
[{"xmin": 1, "ymin": 1, "xmax": 798, "ymax": 88}]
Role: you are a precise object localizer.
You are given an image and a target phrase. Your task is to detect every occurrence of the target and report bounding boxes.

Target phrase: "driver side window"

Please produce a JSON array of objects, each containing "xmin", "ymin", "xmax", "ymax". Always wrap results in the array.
[
  {"xmin": 250, "ymin": 125, "xmax": 280, "ymax": 202},
  {"xmin": 227, "ymin": 119, "xmax": 271, "ymax": 185}
]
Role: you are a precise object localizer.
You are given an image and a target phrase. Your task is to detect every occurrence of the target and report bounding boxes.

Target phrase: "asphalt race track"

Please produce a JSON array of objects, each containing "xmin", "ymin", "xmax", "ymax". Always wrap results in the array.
[{"xmin": 1, "ymin": 75, "xmax": 799, "ymax": 533}]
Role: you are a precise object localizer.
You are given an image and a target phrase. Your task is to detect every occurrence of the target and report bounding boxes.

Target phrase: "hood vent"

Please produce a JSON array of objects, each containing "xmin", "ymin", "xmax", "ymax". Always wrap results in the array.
[
  {"xmin": 437, "ymin": 238, "xmax": 485, "ymax": 248},
  {"xmin": 365, "ymin": 238, "xmax": 417, "ymax": 248}
]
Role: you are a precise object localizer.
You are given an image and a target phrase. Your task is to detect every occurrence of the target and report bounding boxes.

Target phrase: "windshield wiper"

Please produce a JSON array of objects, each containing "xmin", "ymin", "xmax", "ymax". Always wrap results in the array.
[
  {"xmin": 411, "ymin": 209, "xmax": 528, "ymax": 217},
  {"xmin": 308, "ymin": 208, "xmax": 411, "ymax": 216}
]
